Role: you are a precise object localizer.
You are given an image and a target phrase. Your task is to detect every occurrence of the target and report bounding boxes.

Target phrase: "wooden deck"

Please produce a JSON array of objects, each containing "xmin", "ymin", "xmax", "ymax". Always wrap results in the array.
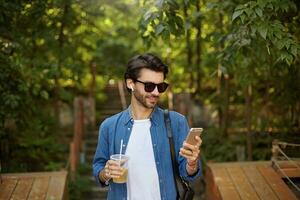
[
  {"xmin": 0, "ymin": 170, "xmax": 68, "ymax": 200},
  {"xmin": 205, "ymin": 161, "xmax": 299, "ymax": 200}
]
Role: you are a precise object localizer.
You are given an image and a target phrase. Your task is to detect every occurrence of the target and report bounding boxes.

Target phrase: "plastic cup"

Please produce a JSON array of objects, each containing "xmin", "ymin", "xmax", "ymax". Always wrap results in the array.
[{"xmin": 110, "ymin": 154, "xmax": 129, "ymax": 183}]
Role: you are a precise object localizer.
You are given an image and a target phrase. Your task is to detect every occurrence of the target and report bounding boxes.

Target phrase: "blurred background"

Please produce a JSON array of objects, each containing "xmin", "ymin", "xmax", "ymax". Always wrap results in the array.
[{"xmin": 0, "ymin": 0, "xmax": 299, "ymax": 199}]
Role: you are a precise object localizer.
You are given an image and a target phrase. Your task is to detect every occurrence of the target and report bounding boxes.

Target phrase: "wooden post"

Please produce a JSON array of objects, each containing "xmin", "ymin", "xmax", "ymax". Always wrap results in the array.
[
  {"xmin": 89, "ymin": 61, "xmax": 97, "ymax": 129},
  {"xmin": 167, "ymin": 90, "xmax": 173, "ymax": 110},
  {"xmin": 271, "ymin": 139, "xmax": 279, "ymax": 170},
  {"xmin": 272, "ymin": 139, "xmax": 279, "ymax": 160},
  {"xmin": 245, "ymin": 84, "xmax": 253, "ymax": 161},
  {"xmin": 70, "ymin": 142, "xmax": 76, "ymax": 181},
  {"xmin": 70, "ymin": 96, "xmax": 85, "ymax": 178},
  {"xmin": 118, "ymin": 81, "xmax": 127, "ymax": 110},
  {"xmin": 78, "ymin": 97, "xmax": 84, "ymax": 152}
]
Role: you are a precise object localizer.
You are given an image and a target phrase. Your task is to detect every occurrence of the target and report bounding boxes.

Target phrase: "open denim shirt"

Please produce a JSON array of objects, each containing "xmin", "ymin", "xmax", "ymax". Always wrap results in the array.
[{"xmin": 93, "ymin": 106, "xmax": 202, "ymax": 200}]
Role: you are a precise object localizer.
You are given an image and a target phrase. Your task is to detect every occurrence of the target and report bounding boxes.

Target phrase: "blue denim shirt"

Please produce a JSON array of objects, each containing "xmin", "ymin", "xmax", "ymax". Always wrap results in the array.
[{"xmin": 93, "ymin": 106, "xmax": 202, "ymax": 200}]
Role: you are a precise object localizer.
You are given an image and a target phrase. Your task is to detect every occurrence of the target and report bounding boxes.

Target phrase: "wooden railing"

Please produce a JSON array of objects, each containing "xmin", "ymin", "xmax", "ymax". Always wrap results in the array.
[
  {"xmin": 271, "ymin": 139, "xmax": 300, "ymax": 193},
  {"xmin": 69, "ymin": 96, "xmax": 84, "ymax": 180}
]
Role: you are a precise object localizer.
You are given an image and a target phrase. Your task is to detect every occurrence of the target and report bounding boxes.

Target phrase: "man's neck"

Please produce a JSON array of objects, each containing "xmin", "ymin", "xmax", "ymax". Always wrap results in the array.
[{"xmin": 131, "ymin": 104, "xmax": 154, "ymax": 120}]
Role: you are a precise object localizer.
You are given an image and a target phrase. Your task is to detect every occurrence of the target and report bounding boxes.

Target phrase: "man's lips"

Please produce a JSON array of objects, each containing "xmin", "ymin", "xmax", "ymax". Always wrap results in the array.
[{"xmin": 147, "ymin": 95, "xmax": 159, "ymax": 102}]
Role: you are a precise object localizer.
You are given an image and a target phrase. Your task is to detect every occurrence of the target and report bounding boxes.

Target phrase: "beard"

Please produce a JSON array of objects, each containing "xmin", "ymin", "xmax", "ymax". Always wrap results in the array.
[{"xmin": 133, "ymin": 89, "xmax": 159, "ymax": 109}]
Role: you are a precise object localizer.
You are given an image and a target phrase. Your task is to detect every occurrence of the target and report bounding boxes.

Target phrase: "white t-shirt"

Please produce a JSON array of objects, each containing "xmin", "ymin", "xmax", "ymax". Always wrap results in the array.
[{"xmin": 125, "ymin": 119, "xmax": 161, "ymax": 200}]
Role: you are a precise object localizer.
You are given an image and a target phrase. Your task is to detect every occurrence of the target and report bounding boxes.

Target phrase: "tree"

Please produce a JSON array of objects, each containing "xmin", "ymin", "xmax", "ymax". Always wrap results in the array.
[{"xmin": 138, "ymin": 0, "xmax": 300, "ymax": 161}]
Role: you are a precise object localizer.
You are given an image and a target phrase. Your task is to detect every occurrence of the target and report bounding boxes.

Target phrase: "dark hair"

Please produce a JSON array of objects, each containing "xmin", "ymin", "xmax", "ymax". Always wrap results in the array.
[{"xmin": 124, "ymin": 53, "xmax": 169, "ymax": 92}]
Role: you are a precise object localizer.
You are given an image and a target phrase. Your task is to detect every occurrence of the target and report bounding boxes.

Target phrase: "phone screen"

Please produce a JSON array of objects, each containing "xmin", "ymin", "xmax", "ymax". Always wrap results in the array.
[{"xmin": 185, "ymin": 128, "xmax": 203, "ymax": 145}]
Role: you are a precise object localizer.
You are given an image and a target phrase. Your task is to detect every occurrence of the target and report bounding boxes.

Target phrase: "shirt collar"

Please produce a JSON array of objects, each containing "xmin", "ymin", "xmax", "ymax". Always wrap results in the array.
[{"xmin": 123, "ymin": 105, "xmax": 161, "ymax": 126}]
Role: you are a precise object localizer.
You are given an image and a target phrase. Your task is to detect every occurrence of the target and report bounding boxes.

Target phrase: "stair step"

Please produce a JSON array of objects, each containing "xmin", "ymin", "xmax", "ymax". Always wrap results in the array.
[
  {"xmin": 82, "ymin": 176, "xmax": 108, "ymax": 200},
  {"xmin": 84, "ymin": 134, "xmax": 99, "ymax": 141},
  {"xmin": 98, "ymin": 109, "xmax": 124, "ymax": 116},
  {"xmin": 86, "ymin": 154, "xmax": 95, "ymax": 163},
  {"xmin": 80, "ymin": 83, "xmax": 129, "ymax": 199},
  {"xmin": 85, "ymin": 146, "xmax": 97, "ymax": 153},
  {"xmin": 85, "ymin": 148, "xmax": 96, "ymax": 158},
  {"xmin": 85, "ymin": 139, "xmax": 98, "ymax": 146}
]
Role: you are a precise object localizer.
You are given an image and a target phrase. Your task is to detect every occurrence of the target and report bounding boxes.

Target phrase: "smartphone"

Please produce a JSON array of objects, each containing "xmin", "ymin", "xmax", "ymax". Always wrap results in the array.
[{"xmin": 185, "ymin": 128, "xmax": 203, "ymax": 145}]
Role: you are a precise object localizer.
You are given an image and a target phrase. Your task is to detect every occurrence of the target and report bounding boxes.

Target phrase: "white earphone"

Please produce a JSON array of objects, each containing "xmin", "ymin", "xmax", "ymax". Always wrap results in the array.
[{"xmin": 130, "ymin": 86, "xmax": 134, "ymax": 92}]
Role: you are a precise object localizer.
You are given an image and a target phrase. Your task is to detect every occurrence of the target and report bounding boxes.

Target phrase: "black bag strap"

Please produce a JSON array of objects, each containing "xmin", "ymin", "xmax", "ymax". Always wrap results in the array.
[{"xmin": 164, "ymin": 109, "xmax": 190, "ymax": 199}]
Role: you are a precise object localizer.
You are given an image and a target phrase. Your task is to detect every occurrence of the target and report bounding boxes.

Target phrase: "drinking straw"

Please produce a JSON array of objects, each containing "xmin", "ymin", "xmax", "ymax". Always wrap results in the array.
[{"xmin": 119, "ymin": 139, "xmax": 123, "ymax": 166}]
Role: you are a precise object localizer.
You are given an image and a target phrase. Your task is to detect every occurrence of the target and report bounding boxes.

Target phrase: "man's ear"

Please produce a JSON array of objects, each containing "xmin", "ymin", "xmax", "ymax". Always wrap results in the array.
[{"xmin": 126, "ymin": 79, "xmax": 134, "ymax": 91}]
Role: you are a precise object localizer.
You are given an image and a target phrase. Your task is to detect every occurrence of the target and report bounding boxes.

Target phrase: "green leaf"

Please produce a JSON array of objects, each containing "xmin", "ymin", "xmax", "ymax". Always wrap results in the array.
[
  {"xmin": 275, "ymin": 39, "xmax": 285, "ymax": 50},
  {"xmin": 284, "ymin": 40, "xmax": 291, "ymax": 50},
  {"xmin": 235, "ymin": 4, "xmax": 245, "ymax": 11},
  {"xmin": 250, "ymin": 25, "xmax": 257, "ymax": 35},
  {"xmin": 174, "ymin": 15, "xmax": 184, "ymax": 29},
  {"xmin": 40, "ymin": 90, "xmax": 49, "ymax": 100},
  {"xmin": 266, "ymin": 44, "xmax": 270, "ymax": 55},
  {"xmin": 257, "ymin": 0, "xmax": 267, "ymax": 7},
  {"xmin": 155, "ymin": 24, "xmax": 165, "ymax": 36},
  {"xmin": 290, "ymin": 45, "xmax": 297, "ymax": 57},
  {"xmin": 161, "ymin": 29, "xmax": 170, "ymax": 41},
  {"xmin": 273, "ymin": 30, "xmax": 282, "ymax": 39},
  {"xmin": 258, "ymin": 25, "xmax": 267, "ymax": 39},
  {"xmin": 255, "ymin": 7, "xmax": 263, "ymax": 17},
  {"xmin": 249, "ymin": 1, "xmax": 257, "ymax": 9},
  {"xmin": 244, "ymin": 8, "xmax": 252, "ymax": 17},
  {"xmin": 232, "ymin": 10, "xmax": 243, "ymax": 21},
  {"xmin": 156, "ymin": 0, "xmax": 164, "ymax": 8},
  {"xmin": 240, "ymin": 14, "xmax": 246, "ymax": 23},
  {"xmin": 285, "ymin": 53, "xmax": 293, "ymax": 65},
  {"xmin": 266, "ymin": 3, "xmax": 273, "ymax": 10},
  {"xmin": 144, "ymin": 11, "xmax": 153, "ymax": 21}
]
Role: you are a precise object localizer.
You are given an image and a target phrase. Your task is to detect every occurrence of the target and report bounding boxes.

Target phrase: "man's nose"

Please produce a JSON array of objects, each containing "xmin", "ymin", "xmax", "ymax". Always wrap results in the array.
[{"xmin": 152, "ymin": 86, "xmax": 160, "ymax": 95}]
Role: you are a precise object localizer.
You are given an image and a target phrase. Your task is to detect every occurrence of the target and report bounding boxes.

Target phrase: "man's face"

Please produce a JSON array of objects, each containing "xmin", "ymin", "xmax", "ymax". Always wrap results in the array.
[{"xmin": 132, "ymin": 68, "xmax": 165, "ymax": 109}]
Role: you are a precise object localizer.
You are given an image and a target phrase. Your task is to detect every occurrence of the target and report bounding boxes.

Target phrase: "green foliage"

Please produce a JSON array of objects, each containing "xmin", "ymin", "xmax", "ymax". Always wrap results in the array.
[
  {"xmin": 201, "ymin": 127, "xmax": 238, "ymax": 162},
  {"xmin": 231, "ymin": 0, "xmax": 299, "ymax": 65},
  {"xmin": 0, "ymin": 0, "xmax": 146, "ymax": 172},
  {"xmin": 138, "ymin": 0, "xmax": 300, "ymax": 162},
  {"xmin": 1, "ymin": 0, "xmax": 299, "ymax": 176},
  {"xmin": 139, "ymin": 0, "xmax": 185, "ymax": 44},
  {"xmin": 68, "ymin": 164, "xmax": 92, "ymax": 200},
  {"xmin": 202, "ymin": 127, "xmax": 275, "ymax": 162}
]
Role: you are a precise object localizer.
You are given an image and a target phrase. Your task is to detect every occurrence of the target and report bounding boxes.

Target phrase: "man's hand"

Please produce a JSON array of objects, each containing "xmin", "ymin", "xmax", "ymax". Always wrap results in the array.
[
  {"xmin": 179, "ymin": 135, "xmax": 202, "ymax": 175},
  {"xmin": 99, "ymin": 160, "xmax": 123, "ymax": 183},
  {"xmin": 105, "ymin": 160, "xmax": 124, "ymax": 179}
]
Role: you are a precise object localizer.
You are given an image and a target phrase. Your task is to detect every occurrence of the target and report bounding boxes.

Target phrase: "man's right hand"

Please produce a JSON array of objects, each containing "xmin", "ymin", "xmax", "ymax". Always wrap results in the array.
[{"xmin": 102, "ymin": 160, "xmax": 123, "ymax": 180}]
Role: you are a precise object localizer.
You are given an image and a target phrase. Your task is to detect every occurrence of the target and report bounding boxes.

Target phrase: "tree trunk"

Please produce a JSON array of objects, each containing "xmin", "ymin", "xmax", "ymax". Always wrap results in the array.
[
  {"xmin": 54, "ymin": 0, "xmax": 69, "ymax": 126},
  {"xmin": 89, "ymin": 61, "xmax": 97, "ymax": 129},
  {"xmin": 183, "ymin": 2, "xmax": 194, "ymax": 90},
  {"xmin": 245, "ymin": 84, "xmax": 253, "ymax": 161},
  {"xmin": 217, "ymin": 2, "xmax": 229, "ymax": 136},
  {"xmin": 165, "ymin": 46, "xmax": 174, "ymax": 110},
  {"xmin": 194, "ymin": 0, "xmax": 202, "ymax": 96}
]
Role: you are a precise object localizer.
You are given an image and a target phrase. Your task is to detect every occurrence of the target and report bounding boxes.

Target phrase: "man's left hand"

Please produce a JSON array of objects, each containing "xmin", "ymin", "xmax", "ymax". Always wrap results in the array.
[{"xmin": 179, "ymin": 136, "xmax": 202, "ymax": 174}]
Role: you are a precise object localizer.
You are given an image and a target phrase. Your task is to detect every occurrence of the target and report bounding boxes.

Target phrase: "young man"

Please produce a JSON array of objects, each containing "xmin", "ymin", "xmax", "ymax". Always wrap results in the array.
[{"xmin": 93, "ymin": 53, "xmax": 202, "ymax": 200}]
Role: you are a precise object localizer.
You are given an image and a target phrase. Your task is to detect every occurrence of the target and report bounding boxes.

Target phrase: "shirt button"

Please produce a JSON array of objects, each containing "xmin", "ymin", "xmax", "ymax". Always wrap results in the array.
[
  {"xmin": 153, "ymin": 144, "xmax": 156, "ymax": 146},
  {"xmin": 128, "ymin": 127, "xmax": 130, "ymax": 130},
  {"xmin": 156, "ymin": 162, "xmax": 159, "ymax": 165}
]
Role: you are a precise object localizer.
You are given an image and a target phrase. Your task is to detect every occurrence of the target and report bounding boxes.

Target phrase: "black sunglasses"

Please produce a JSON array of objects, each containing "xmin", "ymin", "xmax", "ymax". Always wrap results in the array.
[{"xmin": 134, "ymin": 79, "xmax": 169, "ymax": 93}]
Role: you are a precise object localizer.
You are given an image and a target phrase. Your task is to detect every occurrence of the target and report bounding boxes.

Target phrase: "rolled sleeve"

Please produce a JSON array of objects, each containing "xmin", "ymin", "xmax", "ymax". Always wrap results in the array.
[
  {"xmin": 92, "ymin": 121, "xmax": 110, "ymax": 186},
  {"xmin": 171, "ymin": 111, "xmax": 203, "ymax": 182},
  {"xmin": 180, "ymin": 159, "xmax": 202, "ymax": 182}
]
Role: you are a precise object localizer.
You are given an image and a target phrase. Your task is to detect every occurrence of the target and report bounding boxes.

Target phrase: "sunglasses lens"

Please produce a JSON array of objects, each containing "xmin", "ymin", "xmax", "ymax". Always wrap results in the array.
[
  {"xmin": 138, "ymin": 80, "xmax": 168, "ymax": 93},
  {"xmin": 144, "ymin": 83, "xmax": 156, "ymax": 92},
  {"xmin": 157, "ymin": 82, "xmax": 168, "ymax": 93}
]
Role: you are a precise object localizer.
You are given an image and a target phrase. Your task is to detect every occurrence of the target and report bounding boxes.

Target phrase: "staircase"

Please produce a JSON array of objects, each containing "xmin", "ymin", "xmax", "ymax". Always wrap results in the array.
[{"xmin": 82, "ymin": 83, "xmax": 130, "ymax": 200}]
